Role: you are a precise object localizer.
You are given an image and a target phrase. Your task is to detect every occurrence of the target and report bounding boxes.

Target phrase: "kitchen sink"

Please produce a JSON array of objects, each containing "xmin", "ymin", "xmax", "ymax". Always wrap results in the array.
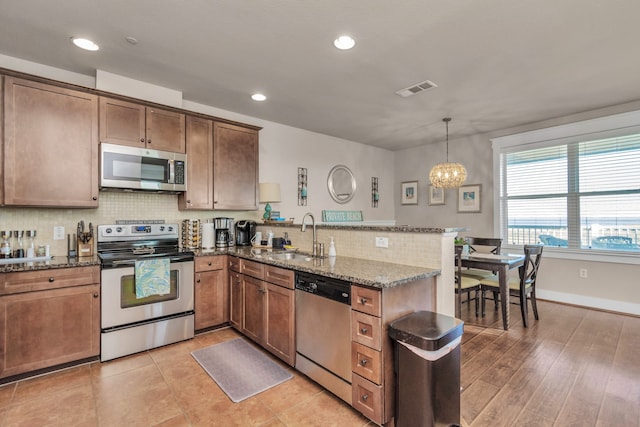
[{"xmin": 268, "ymin": 252, "xmax": 312, "ymax": 261}]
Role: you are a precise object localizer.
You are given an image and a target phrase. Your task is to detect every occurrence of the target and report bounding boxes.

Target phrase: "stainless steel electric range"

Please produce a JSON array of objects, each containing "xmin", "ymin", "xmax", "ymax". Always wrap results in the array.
[{"xmin": 97, "ymin": 222, "xmax": 194, "ymax": 361}]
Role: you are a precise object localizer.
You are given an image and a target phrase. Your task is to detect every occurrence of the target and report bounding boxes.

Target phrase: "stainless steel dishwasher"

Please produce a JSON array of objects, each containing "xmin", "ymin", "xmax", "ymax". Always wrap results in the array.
[{"xmin": 295, "ymin": 272, "xmax": 352, "ymax": 404}]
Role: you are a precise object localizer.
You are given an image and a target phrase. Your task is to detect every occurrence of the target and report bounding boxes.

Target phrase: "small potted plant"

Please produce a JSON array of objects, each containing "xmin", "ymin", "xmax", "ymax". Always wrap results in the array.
[{"xmin": 454, "ymin": 237, "xmax": 470, "ymax": 255}]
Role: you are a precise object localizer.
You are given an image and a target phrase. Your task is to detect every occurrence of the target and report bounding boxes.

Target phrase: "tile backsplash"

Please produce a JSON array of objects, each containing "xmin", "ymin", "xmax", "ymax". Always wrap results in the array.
[{"xmin": 0, "ymin": 192, "xmax": 261, "ymax": 257}]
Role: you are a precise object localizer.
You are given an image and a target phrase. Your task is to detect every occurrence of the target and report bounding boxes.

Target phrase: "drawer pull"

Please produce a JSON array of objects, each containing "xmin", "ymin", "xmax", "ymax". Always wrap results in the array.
[
  {"xmin": 360, "ymin": 359, "xmax": 368, "ymax": 366},
  {"xmin": 93, "ymin": 292, "xmax": 99, "ymax": 298},
  {"xmin": 360, "ymin": 327, "xmax": 368, "ymax": 334},
  {"xmin": 207, "ymin": 262, "xmax": 212, "ymax": 266},
  {"xmin": 361, "ymin": 394, "xmax": 369, "ymax": 401},
  {"xmin": 359, "ymin": 297, "xmax": 368, "ymax": 305},
  {"xmin": 48, "ymin": 277, "xmax": 55, "ymax": 283}
]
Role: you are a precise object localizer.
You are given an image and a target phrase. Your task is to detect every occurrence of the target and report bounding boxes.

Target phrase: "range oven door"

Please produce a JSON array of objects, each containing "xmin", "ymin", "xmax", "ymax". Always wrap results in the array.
[{"xmin": 101, "ymin": 257, "xmax": 194, "ymax": 329}]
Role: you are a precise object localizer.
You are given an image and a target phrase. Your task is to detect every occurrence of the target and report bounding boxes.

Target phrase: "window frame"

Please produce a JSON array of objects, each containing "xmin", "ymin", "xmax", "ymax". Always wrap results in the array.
[{"xmin": 491, "ymin": 110, "xmax": 640, "ymax": 265}]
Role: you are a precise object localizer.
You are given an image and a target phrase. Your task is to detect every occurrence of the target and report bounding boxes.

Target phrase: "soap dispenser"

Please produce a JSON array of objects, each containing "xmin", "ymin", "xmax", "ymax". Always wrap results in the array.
[{"xmin": 328, "ymin": 236, "xmax": 337, "ymax": 257}]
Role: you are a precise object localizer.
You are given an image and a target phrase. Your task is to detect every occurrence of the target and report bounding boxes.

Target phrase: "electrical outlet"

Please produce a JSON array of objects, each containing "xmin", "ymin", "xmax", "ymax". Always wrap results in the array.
[
  {"xmin": 579, "ymin": 268, "xmax": 588, "ymax": 278},
  {"xmin": 53, "ymin": 226, "xmax": 65, "ymax": 240},
  {"xmin": 375, "ymin": 237, "xmax": 389, "ymax": 248}
]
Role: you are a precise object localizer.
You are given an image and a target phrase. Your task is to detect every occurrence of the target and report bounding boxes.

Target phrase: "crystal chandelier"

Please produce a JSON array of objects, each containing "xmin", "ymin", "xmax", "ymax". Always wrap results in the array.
[{"xmin": 429, "ymin": 117, "xmax": 467, "ymax": 188}]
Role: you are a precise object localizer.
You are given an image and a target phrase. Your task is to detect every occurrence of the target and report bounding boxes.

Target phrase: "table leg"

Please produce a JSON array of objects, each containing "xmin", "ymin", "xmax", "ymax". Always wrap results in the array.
[{"xmin": 498, "ymin": 265, "xmax": 509, "ymax": 330}]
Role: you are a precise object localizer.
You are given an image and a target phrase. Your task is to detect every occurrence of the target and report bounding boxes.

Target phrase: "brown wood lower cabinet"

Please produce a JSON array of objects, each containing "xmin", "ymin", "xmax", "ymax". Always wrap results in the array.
[
  {"xmin": 0, "ymin": 266, "xmax": 101, "ymax": 379},
  {"xmin": 194, "ymin": 256, "xmax": 228, "ymax": 331},
  {"xmin": 229, "ymin": 257, "xmax": 295, "ymax": 366},
  {"xmin": 350, "ymin": 278, "xmax": 436, "ymax": 425}
]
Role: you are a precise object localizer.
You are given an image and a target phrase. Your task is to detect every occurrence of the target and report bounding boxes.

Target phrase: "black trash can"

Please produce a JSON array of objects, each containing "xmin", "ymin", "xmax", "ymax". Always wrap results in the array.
[{"xmin": 388, "ymin": 310, "xmax": 464, "ymax": 427}]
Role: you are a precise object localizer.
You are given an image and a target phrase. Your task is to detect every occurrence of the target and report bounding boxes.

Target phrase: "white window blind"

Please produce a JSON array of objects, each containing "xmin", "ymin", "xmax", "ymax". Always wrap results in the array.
[{"xmin": 493, "ymin": 114, "xmax": 640, "ymax": 254}]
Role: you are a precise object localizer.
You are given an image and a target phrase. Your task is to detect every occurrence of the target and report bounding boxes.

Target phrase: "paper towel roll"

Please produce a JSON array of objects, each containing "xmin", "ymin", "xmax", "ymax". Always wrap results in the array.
[{"xmin": 202, "ymin": 223, "xmax": 215, "ymax": 250}]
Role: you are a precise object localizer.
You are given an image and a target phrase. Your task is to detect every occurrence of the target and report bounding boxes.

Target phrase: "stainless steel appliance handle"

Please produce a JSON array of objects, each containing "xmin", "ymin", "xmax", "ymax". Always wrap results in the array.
[{"xmin": 168, "ymin": 159, "xmax": 175, "ymax": 184}]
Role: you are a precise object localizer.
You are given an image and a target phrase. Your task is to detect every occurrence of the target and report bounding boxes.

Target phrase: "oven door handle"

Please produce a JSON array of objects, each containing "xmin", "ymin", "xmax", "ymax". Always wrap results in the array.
[{"xmin": 108, "ymin": 254, "xmax": 194, "ymax": 267}]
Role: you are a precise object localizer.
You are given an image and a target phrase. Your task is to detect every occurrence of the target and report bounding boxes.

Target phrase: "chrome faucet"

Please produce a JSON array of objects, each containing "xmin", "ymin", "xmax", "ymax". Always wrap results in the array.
[{"xmin": 301, "ymin": 212, "xmax": 317, "ymax": 257}]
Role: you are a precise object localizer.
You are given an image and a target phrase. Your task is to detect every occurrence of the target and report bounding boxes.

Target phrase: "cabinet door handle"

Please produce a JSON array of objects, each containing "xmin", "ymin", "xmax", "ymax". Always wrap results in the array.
[
  {"xmin": 207, "ymin": 262, "xmax": 212, "ymax": 266},
  {"xmin": 360, "ymin": 359, "xmax": 368, "ymax": 366},
  {"xmin": 147, "ymin": 139, "xmax": 151, "ymax": 144},
  {"xmin": 140, "ymin": 138, "xmax": 145, "ymax": 143},
  {"xmin": 360, "ymin": 327, "xmax": 368, "ymax": 334},
  {"xmin": 359, "ymin": 297, "xmax": 367, "ymax": 305},
  {"xmin": 48, "ymin": 277, "xmax": 55, "ymax": 283},
  {"xmin": 361, "ymin": 394, "xmax": 369, "ymax": 401},
  {"xmin": 92, "ymin": 196, "xmax": 97, "ymax": 201},
  {"xmin": 93, "ymin": 292, "xmax": 99, "ymax": 298},
  {"xmin": 197, "ymin": 279, "xmax": 201, "ymax": 283}
]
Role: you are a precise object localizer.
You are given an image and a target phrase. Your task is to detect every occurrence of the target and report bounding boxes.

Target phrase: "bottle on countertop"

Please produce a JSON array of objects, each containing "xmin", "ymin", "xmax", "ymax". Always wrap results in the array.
[{"xmin": 328, "ymin": 236, "xmax": 337, "ymax": 257}]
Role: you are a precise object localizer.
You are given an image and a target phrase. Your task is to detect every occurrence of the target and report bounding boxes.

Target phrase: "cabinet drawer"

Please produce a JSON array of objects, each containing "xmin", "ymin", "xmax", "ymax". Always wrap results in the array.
[
  {"xmin": 351, "ymin": 342, "xmax": 382, "ymax": 385},
  {"xmin": 352, "ymin": 373, "xmax": 383, "ymax": 425},
  {"xmin": 195, "ymin": 255, "xmax": 225, "ymax": 272},
  {"xmin": 241, "ymin": 259, "xmax": 265, "ymax": 279},
  {"xmin": 264, "ymin": 265, "xmax": 294, "ymax": 289},
  {"xmin": 351, "ymin": 286, "xmax": 381, "ymax": 317},
  {"xmin": 351, "ymin": 311, "xmax": 382, "ymax": 351},
  {"xmin": 0, "ymin": 266, "xmax": 100, "ymax": 295},
  {"xmin": 229, "ymin": 256, "xmax": 241, "ymax": 272}
]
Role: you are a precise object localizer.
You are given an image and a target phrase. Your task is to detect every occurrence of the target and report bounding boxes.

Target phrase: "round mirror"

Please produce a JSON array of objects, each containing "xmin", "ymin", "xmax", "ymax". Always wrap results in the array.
[{"xmin": 327, "ymin": 165, "xmax": 356, "ymax": 203}]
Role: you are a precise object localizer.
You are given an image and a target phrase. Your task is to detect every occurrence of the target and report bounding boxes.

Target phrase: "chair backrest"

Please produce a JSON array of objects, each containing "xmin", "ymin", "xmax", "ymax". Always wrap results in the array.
[
  {"xmin": 466, "ymin": 237, "xmax": 502, "ymax": 255},
  {"xmin": 519, "ymin": 245, "xmax": 543, "ymax": 290},
  {"xmin": 454, "ymin": 244, "xmax": 466, "ymax": 294}
]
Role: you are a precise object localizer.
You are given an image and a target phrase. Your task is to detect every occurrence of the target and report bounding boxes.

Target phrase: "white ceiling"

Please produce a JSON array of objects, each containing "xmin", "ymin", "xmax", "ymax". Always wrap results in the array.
[{"xmin": 2, "ymin": 0, "xmax": 640, "ymax": 151}]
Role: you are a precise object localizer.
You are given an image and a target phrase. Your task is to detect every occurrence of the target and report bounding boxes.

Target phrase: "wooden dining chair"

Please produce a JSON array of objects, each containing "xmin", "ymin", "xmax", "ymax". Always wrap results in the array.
[
  {"xmin": 455, "ymin": 244, "xmax": 481, "ymax": 318},
  {"xmin": 460, "ymin": 237, "xmax": 503, "ymax": 280},
  {"xmin": 479, "ymin": 245, "xmax": 543, "ymax": 327}
]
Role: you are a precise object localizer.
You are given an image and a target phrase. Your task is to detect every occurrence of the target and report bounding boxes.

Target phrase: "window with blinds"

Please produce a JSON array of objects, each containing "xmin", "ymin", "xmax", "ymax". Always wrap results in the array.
[{"xmin": 494, "ymin": 116, "xmax": 640, "ymax": 253}]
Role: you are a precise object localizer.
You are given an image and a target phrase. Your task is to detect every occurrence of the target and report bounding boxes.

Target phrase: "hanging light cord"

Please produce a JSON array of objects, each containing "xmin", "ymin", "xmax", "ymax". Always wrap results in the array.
[{"xmin": 443, "ymin": 117, "xmax": 451, "ymax": 162}]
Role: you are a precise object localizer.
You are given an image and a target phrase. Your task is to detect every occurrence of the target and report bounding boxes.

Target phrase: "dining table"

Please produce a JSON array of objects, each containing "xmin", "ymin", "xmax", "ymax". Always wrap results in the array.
[{"xmin": 461, "ymin": 252, "xmax": 525, "ymax": 330}]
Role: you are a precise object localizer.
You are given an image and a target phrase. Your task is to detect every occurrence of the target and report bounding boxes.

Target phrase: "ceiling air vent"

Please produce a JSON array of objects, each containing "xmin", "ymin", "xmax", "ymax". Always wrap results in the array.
[{"xmin": 395, "ymin": 80, "xmax": 438, "ymax": 98}]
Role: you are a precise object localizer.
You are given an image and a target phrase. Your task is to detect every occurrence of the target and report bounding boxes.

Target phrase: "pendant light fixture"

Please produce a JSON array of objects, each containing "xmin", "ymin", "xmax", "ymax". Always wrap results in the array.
[{"xmin": 429, "ymin": 117, "xmax": 467, "ymax": 188}]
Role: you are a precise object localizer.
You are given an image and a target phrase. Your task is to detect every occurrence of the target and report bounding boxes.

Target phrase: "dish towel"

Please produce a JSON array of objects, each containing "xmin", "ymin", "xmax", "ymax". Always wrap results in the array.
[{"xmin": 135, "ymin": 258, "xmax": 170, "ymax": 298}]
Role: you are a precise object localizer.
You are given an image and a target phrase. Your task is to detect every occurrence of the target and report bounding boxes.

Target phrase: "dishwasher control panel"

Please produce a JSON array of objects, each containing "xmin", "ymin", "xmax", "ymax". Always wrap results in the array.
[{"xmin": 295, "ymin": 272, "xmax": 351, "ymax": 305}]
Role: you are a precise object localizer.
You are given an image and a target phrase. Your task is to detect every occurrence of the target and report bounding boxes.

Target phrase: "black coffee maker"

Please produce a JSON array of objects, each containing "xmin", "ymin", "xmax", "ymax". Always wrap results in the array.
[{"xmin": 235, "ymin": 220, "xmax": 257, "ymax": 246}]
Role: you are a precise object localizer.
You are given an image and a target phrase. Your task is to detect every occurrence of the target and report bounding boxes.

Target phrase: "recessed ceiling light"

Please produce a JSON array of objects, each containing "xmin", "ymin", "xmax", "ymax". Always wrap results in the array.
[
  {"xmin": 71, "ymin": 37, "xmax": 99, "ymax": 51},
  {"xmin": 334, "ymin": 35, "xmax": 355, "ymax": 50},
  {"xmin": 251, "ymin": 93, "xmax": 267, "ymax": 101}
]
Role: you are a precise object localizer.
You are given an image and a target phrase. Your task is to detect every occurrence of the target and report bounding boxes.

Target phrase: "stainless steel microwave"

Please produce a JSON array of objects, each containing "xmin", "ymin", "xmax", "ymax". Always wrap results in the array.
[{"xmin": 100, "ymin": 143, "xmax": 187, "ymax": 192}]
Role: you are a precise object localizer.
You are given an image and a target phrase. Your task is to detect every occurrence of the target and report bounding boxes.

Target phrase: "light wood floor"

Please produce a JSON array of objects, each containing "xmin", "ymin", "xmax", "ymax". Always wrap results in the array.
[
  {"xmin": 459, "ymin": 299, "xmax": 640, "ymax": 426},
  {"xmin": 0, "ymin": 300, "xmax": 638, "ymax": 426}
]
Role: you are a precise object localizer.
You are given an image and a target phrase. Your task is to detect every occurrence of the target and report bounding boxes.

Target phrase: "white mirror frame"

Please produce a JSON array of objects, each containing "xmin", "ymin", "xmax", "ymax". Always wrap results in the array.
[{"xmin": 327, "ymin": 164, "xmax": 356, "ymax": 204}]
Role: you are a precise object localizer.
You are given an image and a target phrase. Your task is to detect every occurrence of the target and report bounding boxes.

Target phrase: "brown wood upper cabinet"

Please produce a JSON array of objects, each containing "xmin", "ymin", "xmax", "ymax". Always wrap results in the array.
[
  {"xmin": 99, "ymin": 97, "xmax": 186, "ymax": 153},
  {"xmin": 213, "ymin": 122, "xmax": 258, "ymax": 210},
  {"xmin": 180, "ymin": 120, "xmax": 259, "ymax": 210},
  {"xmin": 3, "ymin": 77, "xmax": 99, "ymax": 207}
]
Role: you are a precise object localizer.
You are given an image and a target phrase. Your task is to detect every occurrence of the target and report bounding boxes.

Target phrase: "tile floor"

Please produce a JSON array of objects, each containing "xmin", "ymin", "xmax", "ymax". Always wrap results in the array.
[{"xmin": 0, "ymin": 327, "xmax": 372, "ymax": 427}]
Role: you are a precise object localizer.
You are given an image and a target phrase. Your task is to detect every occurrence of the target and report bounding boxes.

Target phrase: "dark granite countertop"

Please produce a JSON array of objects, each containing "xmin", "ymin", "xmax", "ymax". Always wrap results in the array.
[
  {"xmin": 0, "ymin": 248, "xmax": 440, "ymax": 290},
  {"xmin": 0, "ymin": 256, "xmax": 100, "ymax": 273},
  {"xmin": 196, "ymin": 247, "xmax": 440, "ymax": 289},
  {"xmin": 255, "ymin": 222, "xmax": 464, "ymax": 233}
]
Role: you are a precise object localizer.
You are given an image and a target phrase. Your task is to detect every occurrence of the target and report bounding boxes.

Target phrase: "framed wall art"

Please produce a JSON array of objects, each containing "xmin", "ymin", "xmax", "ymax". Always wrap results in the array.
[
  {"xmin": 457, "ymin": 184, "xmax": 481, "ymax": 213},
  {"xmin": 401, "ymin": 181, "xmax": 418, "ymax": 205},
  {"xmin": 428, "ymin": 185, "xmax": 445, "ymax": 206}
]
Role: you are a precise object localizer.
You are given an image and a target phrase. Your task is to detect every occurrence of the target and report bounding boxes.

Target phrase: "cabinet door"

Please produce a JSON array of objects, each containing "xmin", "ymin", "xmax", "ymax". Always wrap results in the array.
[
  {"xmin": 4, "ymin": 77, "xmax": 99, "ymax": 207},
  {"xmin": 265, "ymin": 283, "xmax": 295, "ymax": 366},
  {"xmin": 213, "ymin": 122, "xmax": 258, "ymax": 210},
  {"xmin": 146, "ymin": 107, "xmax": 185, "ymax": 153},
  {"xmin": 229, "ymin": 271, "xmax": 243, "ymax": 330},
  {"xmin": 179, "ymin": 116, "xmax": 213, "ymax": 210},
  {"xmin": 242, "ymin": 275, "xmax": 265, "ymax": 344},
  {"xmin": 0, "ymin": 284, "xmax": 100, "ymax": 379},
  {"xmin": 194, "ymin": 269, "xmax": 228, "ymax": 330},
  {"xmin": 99, "ymin": 97, "xmax": 146, "ymax": 148}
]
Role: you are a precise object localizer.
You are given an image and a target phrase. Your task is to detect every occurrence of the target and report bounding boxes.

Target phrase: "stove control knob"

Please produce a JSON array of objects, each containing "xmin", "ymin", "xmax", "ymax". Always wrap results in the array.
[
  {"xmin": 105, "ymin": 228, "xmax": 112, "ymax": 234},
  {"xmin": 167, "ymin": 226, "xmax": 174, "ymax": 232},
  {"xmin": 159, "ymin": 226, "xmax": 165, "ymax": 231},
  {"xmin": 116, "ymin": 227, "xmax": 123, "ymax": 233}
]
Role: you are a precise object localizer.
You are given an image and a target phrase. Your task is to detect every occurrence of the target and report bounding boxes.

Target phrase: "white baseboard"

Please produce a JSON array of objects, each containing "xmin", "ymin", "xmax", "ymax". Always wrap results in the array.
[{"xmin": 537, "ymin": 289, "xmax": 640, "ymax": 316}]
